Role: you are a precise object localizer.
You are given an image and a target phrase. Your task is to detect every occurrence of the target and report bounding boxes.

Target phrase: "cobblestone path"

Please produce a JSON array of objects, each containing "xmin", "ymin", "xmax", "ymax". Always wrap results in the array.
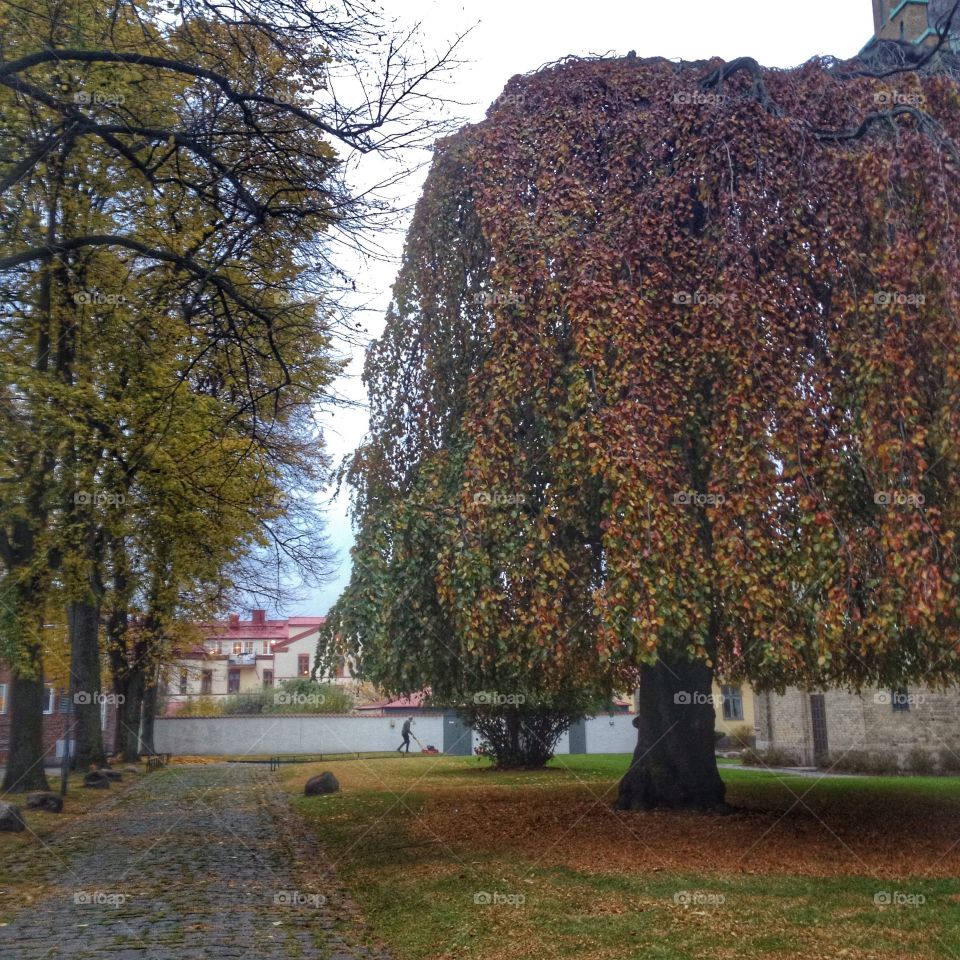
[{"xmin": 0, "ymin": 764, "xmax": 388, "ymax": 959}]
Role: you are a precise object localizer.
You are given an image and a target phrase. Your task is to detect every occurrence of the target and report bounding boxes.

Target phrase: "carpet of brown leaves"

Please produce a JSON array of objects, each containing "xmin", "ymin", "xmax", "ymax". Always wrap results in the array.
[{"xmin": 410, "ymin": 779, "xmax": 960, "ymax": 880}]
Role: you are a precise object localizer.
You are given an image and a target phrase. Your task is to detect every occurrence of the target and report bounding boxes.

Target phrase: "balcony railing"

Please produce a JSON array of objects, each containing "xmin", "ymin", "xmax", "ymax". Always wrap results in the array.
[{"xmin": 227, "ymin": 652, "xmax": 257, "ymax": 666}]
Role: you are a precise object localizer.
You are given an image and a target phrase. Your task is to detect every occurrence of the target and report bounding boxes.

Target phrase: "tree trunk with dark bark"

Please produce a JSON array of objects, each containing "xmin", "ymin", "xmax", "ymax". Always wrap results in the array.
[
  {"xmin": 1, "ymin": 646, "xmax": 50, "ymax": 792},
  {"xmin": 117, "ymin": 668, "xmax": 144, "ymax": 762},
  {"xmin": 68, "ymin": 599, "xmax": 106, "ymax": 769},
  {"xmin": 616, "ymin": 656, "xmax": 727, "ymax": 811},
  {"xmin": 110, "ymin": 671, "xmax": 124, "ymax": 759},
  {"xmin": 1, "ymin": 154, "xmax": 62, "ymax": 794},
  {"xmin": 139, "ymin": 670, "xmax": 158, "ymax": 755},
  {"xmin": 507, "ymin": 709, "xmax": 520, "ymax": 759}
]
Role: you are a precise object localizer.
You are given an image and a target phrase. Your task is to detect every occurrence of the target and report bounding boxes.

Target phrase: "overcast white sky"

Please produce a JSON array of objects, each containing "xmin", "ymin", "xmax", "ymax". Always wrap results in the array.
[{"xmin": 292, "ymin": 0, "xmax": 875, "ymax": 617}]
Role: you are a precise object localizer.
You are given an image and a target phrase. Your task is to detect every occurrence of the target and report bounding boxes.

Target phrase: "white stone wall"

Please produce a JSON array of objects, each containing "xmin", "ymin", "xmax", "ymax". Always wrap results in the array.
[
  {"xmin": 154, "ymin": 714, "xmax": 450, "ymax": 756},
  {"xmin": 584, "ymin": 714, "xmax": 638, "ymax": 754},
  {"xmin": 154, "ymin": 712, "xmax": 642, "ymax": 757}
]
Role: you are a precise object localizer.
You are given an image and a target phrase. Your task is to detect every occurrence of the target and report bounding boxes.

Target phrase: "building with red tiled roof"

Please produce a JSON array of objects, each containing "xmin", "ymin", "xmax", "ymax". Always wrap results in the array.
[{"xmin": 165, "ymin": 610, "xmax": 353, "ymax": 713}]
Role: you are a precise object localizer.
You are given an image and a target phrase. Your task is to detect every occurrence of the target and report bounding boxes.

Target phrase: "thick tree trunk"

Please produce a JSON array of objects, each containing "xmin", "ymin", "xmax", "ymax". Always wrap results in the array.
[
  {"xmin": 1, "ymin": 160, "xmax": 63, "ymax": 795},
  {"xmin": 118, "ymin": 669, "xmax": 145, "ymax": 762},
  {"xmin": 139, "ymin": 672, "xmax": 158, "ymax": 755},
  {"xmin": 507, "ymin": 710, "xmax": 520, "ymax": 760},
  {"xmin": 616, "ymin": 656, "xmax": 727, "ymax": 811},
  {"xmin": 2, "ymin": 644, "xmax": 50, "ymax": 792},
  {"xmin": 68, "ymin": 599, "xmax": 106, "ymax": 769},
  {"xmin": 110, "ymin": 676, "xmax": 124, "ymax": 759}
]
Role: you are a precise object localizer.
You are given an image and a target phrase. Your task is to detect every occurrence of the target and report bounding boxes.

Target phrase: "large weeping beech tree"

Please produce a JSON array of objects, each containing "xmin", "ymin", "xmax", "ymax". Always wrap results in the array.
[{"xmin": 330, "ymin": 38, "xmax": 960, "ymax": 809}]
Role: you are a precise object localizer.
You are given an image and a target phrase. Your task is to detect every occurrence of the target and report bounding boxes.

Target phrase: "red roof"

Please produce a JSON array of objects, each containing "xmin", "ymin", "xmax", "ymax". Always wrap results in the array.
[
  {"xmin": 357, "ymin": 690, "xmax": 430, "ymax": 711},
  {"xmin": 272, "ymin": 624, "xmax": 324, "ymax": 651},
  {"xmin": 177, "ymin": 612, "xmax": 326, "ymax": 658}
]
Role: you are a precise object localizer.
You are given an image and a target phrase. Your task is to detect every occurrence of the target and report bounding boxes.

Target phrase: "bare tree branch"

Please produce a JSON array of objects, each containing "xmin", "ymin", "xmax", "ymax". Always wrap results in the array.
[{"xmin": 699, "ymin": 56, "xmax": 782, "ymax": 116}]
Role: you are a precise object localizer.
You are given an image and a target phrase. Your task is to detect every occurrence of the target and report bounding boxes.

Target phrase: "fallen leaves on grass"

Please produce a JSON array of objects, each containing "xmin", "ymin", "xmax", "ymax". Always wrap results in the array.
[{"xmin": 409, "ymin": 782, "xmax": 960, "ymax": 879}]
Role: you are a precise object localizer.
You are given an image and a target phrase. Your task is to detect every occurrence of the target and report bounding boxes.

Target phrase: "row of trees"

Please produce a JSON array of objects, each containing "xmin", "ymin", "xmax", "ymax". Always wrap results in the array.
[
  {"xmin": 1, "ymin": 0, "xmax": 459, "ymax": 790},
  {"xmin": 321, "ymin": 38, "xmax": 960, "ymax": 805}
]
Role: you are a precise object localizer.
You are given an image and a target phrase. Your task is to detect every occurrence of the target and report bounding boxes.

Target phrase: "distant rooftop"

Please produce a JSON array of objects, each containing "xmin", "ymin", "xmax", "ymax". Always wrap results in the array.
[{"xmin": 178, "ymin": 610, "xmax": 326, "ymax": 656}]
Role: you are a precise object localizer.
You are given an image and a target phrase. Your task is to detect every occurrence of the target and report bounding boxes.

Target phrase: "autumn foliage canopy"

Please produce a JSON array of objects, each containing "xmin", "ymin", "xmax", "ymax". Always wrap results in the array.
[{"xmin": 328, "ymin": 52, "xmax": 960, "ymax": 708}]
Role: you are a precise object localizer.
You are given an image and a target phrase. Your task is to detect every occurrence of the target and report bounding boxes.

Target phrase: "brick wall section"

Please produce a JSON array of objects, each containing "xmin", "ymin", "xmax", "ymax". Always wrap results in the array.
[
  {"xmin": 879, "ymin": 4, "xmax": 931, "ymax": 42},
  {"xmin": 0, "ymin": 690, "xmax": 69, "ymax": 764},
  {"xmin": 0, "ymin": 674, "xmax": 118, "ymax": 764},
  {"xmin": 875, "ymin": 0, "xmax": 953, "ymax": 43},
  {"xmin": 0, "ymin": 708, "xmax": 65, "ymax": 763},
  {"xmin": 757, "ymin": 685, "xmax": 960, "ymax": 768}
]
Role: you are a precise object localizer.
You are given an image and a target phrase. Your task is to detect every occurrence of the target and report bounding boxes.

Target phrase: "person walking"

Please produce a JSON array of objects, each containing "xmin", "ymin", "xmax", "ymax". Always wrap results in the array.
[{"xmin": 397, "ymin": 716, "xmax": 414, "ymax": 754}]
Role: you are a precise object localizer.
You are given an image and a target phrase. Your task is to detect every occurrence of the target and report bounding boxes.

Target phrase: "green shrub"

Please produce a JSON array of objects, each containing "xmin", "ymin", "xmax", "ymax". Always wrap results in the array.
[
  {"xmin": 905, "ymin": 748, "xmax": 937, "ymax": 774},
  {"xmin": 270, "ymin": 679, "xmax": 353, "ymax": 714},
  {"xmin": 868, "ymin": 752, "xmax": 900, "ymax": 775},
  {"xmin": 458, "ymin": 706, "xmax": 577, "ymax": 769},
  {"xmin": 939, "ymin": 750, "xmax": 960, "ymax": 774},
  {"xmin": 828, "ymin": 750, "xmax": 869, "ymax": 773},
  {"xmin": 727, "ymin": 724, "xmax": 756, "ymax": 749},
  {"xmin": 828, "ymin": 750, "xmax": 900, "ymax": 775},
  {"xmin": 173, "ymin": 681, "xmax": 354, "ymax": 717},
  {"xmin": 741, "ymin": 747, "xmax": 799, "ymax": 767},
  {"xmin": 220, "ymin": 692, "xmax": 269, "ymax": 715},
  {"xmin": 177, "ymin": 695, "xmax": 219, "ymax": 717}
]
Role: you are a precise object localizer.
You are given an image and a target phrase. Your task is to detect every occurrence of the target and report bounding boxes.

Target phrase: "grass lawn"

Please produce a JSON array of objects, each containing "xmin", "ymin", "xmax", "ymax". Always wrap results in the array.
[{"xmin": 282, "ymin": 753, "xmax": 960, "ymax": 960}]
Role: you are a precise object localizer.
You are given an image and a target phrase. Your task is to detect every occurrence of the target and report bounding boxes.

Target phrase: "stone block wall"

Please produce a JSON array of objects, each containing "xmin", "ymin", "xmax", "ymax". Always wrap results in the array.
[
  {"xmin": 758, "ymin": 684, "xmax": 960, "ymax": 769},
  {"xmin": 755, "ymin": 688, "xmax": 814, "ymax": 764},
  {"xmin": 858, "ymin": 687, "xmax": 960, "ymax": 767},
  {"xmin": 876, "ymin": 1, "xmax": 936, "ymax": 42}
]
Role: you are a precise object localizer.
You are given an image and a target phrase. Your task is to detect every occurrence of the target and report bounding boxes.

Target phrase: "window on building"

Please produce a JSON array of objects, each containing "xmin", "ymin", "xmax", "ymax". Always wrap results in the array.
[
  {"xmin": 891, "ymin": 687, "xmax": 911, "ymax": 712},
  {"xmin": 215, "ymin": 640, "xmax": 222, "ymax": 655},
  {"xmin": 59, "ymin": 691, "xmax": 70, "ymax": 713},
  {"xmin": 721, "ymin": 685, "xmax": 744, "ymax": 722},
  {"xmin": 244, "ymin": 641, "xmax": 253, "ymax": 654},
  {"xmin": 228, "ymin": 669, "xmax": 241, "ymax": 693},
  {"xmin": 42, "ymin": 686, "xmax": 56, "ymax": 715},
  {"xmin": 233, "ymin": 641, "xmax": 242, "ymax": 655},
  {"xmin": 262, "ymin": 640, "xmax": 269, "ymax": 655},
  {"xmin": 201, "ymin": 670, "xmax": 213, "ymax": 695},
  {"xmin": 0, "ymin": 683, "xmax": 7, "ymax": 714},
  {"xmin": 298, "ymin": 654, "xmax": 310, "ymax": 676},
  {"xmin": 179, "ymin": 669, "xmax": 188, "ymax": 696},
  {"xmin": 263, "ymin": 670, "xmax": 274, "ymax": 688}
]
